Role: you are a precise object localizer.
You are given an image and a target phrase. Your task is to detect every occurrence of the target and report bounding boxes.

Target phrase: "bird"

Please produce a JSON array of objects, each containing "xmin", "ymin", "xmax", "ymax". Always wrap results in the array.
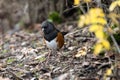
[{"xmin": 41, "ymin": 20, "xmax": 67, "ymax": 60}]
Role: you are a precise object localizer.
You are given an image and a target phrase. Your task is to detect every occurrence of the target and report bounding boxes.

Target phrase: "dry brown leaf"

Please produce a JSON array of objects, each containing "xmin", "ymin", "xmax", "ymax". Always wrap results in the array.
[{"xmin": 75, "ymin": 46, "xmax": 87, "ymax": 57}]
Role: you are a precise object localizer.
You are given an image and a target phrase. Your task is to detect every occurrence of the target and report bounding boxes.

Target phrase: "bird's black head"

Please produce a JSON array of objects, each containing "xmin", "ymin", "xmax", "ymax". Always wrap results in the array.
[{"xmin": 41, "ymin": 20, "xmax": 55, "ymax": 34}]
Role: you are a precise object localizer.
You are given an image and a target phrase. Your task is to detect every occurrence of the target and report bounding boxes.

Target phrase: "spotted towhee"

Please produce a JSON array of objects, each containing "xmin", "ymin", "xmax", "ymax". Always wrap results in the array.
[{"xmin": 41, "ymin": 20, "xmax": 67, "ymax": 51}]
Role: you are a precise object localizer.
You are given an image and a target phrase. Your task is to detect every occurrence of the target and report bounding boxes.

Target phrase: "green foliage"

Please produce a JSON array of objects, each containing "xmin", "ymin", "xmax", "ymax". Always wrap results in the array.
[
  {"xmin": 48, "ymin": 11, "xmax": 62, "ymax": 24},
  {"xmin": 111, "ymin": 24, "xmax": 118, "ymax": 29},
  {"xmin": 6, "ymin": 58, "xmax": 15, "ymax": 64},
  {"xmin": 1, "ymin": 49, "xmax": 9, "ymax": 54},
  {"xmin": 37, "ymin": 56, "xmax": 46, "ymax": 62},
  {"xmin": 18, "ymin": 63, "xmax": 24, "ymax": 67}
]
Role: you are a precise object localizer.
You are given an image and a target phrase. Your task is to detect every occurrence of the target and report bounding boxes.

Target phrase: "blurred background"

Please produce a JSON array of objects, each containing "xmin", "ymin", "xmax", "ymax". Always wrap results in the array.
[
  {"xmin": 0, "ymin": 0, "xmax": 113, "ymax": 32},
  {"xmin": 0, "ymin": 0, "xmax": 80, "ymax": 32}
]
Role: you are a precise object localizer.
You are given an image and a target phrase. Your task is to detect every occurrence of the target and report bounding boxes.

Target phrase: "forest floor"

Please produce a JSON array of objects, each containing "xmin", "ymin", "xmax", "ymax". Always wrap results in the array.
[{"xmin": 0, "ymin": 24, "xmax": 116, "ymax": 80}]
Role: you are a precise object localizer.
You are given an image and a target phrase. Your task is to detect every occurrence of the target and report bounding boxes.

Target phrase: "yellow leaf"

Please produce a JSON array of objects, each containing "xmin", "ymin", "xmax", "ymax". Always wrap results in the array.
[
  {"xmin": 102, "ymin": 39, "xmax": 110, "ymax": 50},
  {"xmin": 75, "ymin": 47, "xmax": 87, "ymax": 57},
  {"xmin": 90, "ymin": 17, "xmax": 106, "ymax": 25},
  {"xmin": 96, "ymin": 18, "xmax": 107, "ymax": 25},
  {"xmin": 118, "ymin": 1, "xmax": 120, "ymax": 6},
  {"xmin": 88, "ymin": 8, "xmax": 106, "ymax": 24},
  {"xmin": 84, "ymin": 15, "xmax": 91, "ymax": 25},
  {"xmin": 89, "ymin": 25, "xmax": 104, "ymax": 32},
  {"xmin": 89, "ymin": 8, "xmax": 104, "ymax": 17},
  {"xmin": 79, "ymin": 8, "xmax": 106, "ymax": 27},
  {"xmin": 78, "ymin": 15, "xmax": 85, "ymax": 27},
  {"xmin": 94, "ymin": 43, "xmax": 103, "ymax": 55},
  {"xmin": 74, "ymin": 0, "xmax": 80, "ymax": 5},
  {"xmin": 104, "ymin": 68, "xmax": 112, "ymax": 80},
  {"xmin": 99, "ymin": 13, "xmax": 105, "ymax": 17},
  {"xmin": 95, "ymin": 30, "xmax": 105, "ymax": 39},
  {"xmin": 105, "ymin": 68, "xmax": 112, "ymax": 76},
  {"xmin": 84, "ymin": 0, "xmax": 91, "ymax": 3},
  {"xmin": 109, "ymin": 1, "xmax": 120, "ymax": 11}
]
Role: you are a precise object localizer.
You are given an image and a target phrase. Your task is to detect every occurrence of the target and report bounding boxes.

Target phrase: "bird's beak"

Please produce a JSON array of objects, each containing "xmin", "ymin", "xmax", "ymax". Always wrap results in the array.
[{"xmin": 42, "ymin": 28, "xmax": 44, "ymax": 32}]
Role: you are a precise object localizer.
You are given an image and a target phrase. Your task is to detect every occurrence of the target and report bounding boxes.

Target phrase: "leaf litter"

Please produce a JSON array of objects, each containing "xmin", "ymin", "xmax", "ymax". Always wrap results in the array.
[{"xmin": 0, "ymin": 25, "xmax": 116, "ymax": 80}]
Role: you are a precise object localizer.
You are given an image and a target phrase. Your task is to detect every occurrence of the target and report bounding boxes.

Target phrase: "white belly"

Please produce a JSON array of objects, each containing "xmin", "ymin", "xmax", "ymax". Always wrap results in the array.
[{"xmin": 45, "ymin": 38, "xmax": 58, "ymax": 50}]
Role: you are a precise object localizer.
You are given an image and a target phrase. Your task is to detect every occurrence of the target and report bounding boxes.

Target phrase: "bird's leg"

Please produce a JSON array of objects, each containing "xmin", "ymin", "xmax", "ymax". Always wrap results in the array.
[
  {"xmin": 56, "ymin": 49, "xmax": 64, "ymax": 62},
  {"xmin": 45, "ymin": 49, "xmax": 57, "ymax": 64},
  {"xmin": 45, "ymin": 49, "xmax": 52, "ymax": 65},
  {"xmin": 57, "ymin": 49, "xmax": 62, "ymax": 56}
]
